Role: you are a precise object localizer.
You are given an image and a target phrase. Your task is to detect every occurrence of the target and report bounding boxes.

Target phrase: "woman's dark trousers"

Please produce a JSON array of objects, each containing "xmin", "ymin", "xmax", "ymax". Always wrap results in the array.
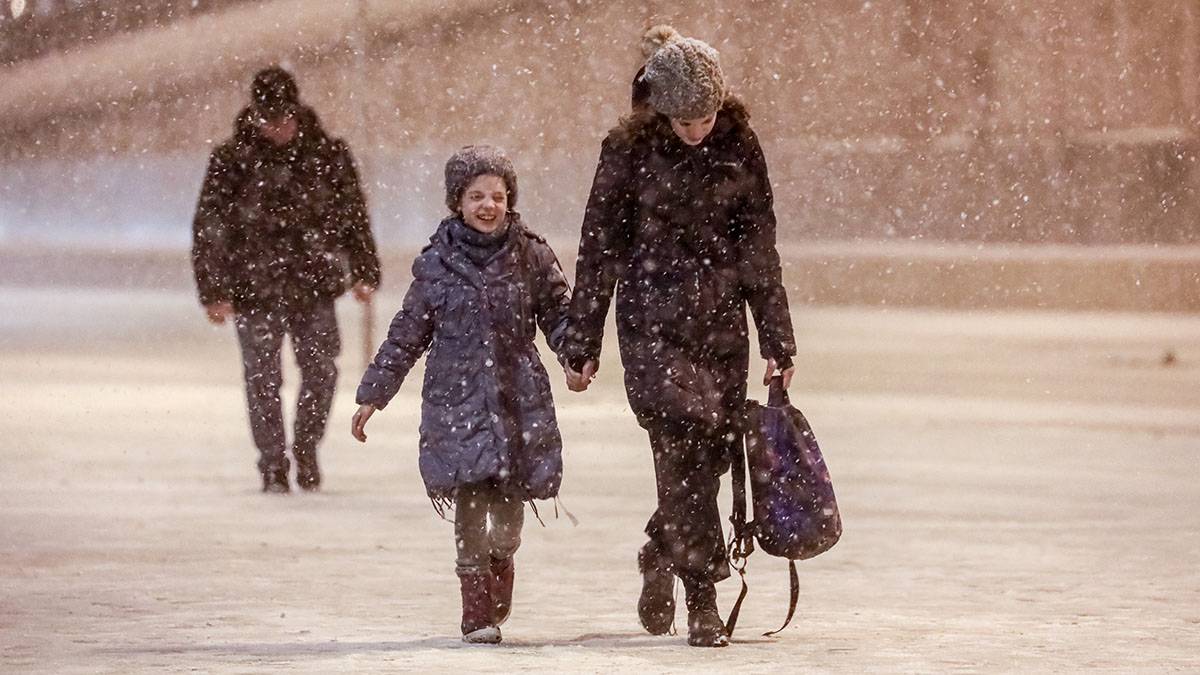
[{"xmin": 642, "ymin": 429, "xmax": 733, "ymax": 584}]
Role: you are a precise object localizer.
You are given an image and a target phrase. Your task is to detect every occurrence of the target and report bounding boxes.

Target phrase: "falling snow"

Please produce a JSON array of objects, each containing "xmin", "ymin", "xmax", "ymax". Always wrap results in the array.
[{"xmin": 2, "ymin": 1, "xmax": 1199, "ymax": 671}]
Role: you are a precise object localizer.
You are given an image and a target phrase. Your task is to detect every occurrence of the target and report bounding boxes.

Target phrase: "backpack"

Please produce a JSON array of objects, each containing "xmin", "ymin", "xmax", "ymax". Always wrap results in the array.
[{"xmin": 726, "ymin": 375, "xmax": 842, "ymax": 636}]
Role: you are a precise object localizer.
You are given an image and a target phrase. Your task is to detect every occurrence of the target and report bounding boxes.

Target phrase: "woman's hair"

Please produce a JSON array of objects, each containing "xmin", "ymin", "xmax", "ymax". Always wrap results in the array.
[{"xmin": 613, "ymin": 94, "xmax": 750, "ymax": 144}]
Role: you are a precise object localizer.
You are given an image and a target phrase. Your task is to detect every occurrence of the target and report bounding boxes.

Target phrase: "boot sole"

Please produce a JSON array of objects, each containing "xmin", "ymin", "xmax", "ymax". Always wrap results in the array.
[
  {"xmin": 687, "ymin": 635, "xmax": 730, "ymax": 647},
  {"xmin": 462, "ymin": 626, "xmax": 501, "ymax": 644}
]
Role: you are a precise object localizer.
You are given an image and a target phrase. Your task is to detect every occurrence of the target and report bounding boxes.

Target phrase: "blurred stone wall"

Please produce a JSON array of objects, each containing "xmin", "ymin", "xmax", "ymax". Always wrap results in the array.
[{"xmin": 1, "ymin": 0, "xmax": 1198, "ymax": 247}]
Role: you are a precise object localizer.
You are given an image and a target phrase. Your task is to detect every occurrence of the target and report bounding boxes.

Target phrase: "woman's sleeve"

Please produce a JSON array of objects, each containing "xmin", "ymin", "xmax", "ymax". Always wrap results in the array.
[
  {"xmin": 737, "ymin": 129, "xmax": 797, "ymax": 363},
  {"xmin": 355, "ymin": 261, "xmax": 435, "ymax": 409},
  {"xmin": 564, "ymin": 135, "xmax": 635, "ymax": 367}
]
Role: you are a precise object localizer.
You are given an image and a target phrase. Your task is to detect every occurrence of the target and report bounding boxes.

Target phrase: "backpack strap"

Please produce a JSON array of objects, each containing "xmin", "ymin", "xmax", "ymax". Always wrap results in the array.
[
  {"xmin": 763, "ymin": 560, "xmax": 800, "ymax": 637},
  {"xmin": 724, "ymin": 562, "xmax": 750, "ymax": 636},
  {"xmin": 728, "ymin": 420, "xmax": 751, "ymax": 553},
  {"xmin": 726, "ymin": 388, "xmax": 800, "ymax": 638},
  {"xmin": 724, "ymin": 403, "xmax": 755, "ymax": 636}
]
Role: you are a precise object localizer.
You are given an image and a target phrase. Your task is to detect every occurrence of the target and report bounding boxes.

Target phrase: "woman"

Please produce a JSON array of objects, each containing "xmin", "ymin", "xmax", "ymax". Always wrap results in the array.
[{"xmin": 564, "ymin": 26, "xmax": 797, "ymax": 647}]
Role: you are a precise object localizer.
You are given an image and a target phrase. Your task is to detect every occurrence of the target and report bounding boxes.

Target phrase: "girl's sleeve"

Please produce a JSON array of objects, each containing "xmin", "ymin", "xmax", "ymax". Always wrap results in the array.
[
  {"xmin": 564, "ymin": 134, "xmax": 635, "ymax": 367},
  {"xmin": 737, "ymin": 129, "xmax": 797, "ymax": 363},
  {"xmin": 531, "ymin": 240, "xmax": 572, "ymax": 361},
  {"xmin": 355, "ymin": 261, "xmax": 435, "ymax": 409}
]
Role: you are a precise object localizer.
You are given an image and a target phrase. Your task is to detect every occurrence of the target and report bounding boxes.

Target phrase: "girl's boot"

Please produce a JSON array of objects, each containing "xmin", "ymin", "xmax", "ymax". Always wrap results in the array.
[
  {"xmin": 490, "ymin": 556, "xmax": 515, "ymax": 626},
  {"xmin": 458, "ymin": 570, "xmax": 501, "ymax": 644}
]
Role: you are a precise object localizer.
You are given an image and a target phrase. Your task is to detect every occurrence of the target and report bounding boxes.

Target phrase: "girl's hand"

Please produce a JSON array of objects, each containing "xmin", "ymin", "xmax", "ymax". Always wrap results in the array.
[
  {"xmin": 564, "ymin": 359, "xmax": 597, "ymax": 392},
  {"xmin": 351, "ymin": 403, "xmax": 376, "ymax": 442}
]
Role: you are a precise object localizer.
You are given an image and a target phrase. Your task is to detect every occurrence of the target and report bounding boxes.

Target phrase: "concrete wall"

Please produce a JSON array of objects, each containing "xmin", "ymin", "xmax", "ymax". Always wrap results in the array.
[{"xmin": 2, "ymin": 0, "xmax": 1199, "ymax": 249}]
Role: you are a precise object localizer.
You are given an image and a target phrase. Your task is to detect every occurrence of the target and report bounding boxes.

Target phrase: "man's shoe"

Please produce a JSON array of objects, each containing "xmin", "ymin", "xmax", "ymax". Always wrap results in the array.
[
  {"xmin": 261, "ymin": 469, "xmax": 290, "ymax": 494},
  {"xmin": 294, "ymin": 450, "xmax": 321, "ymax": 491},
  {"xmin": 637, "ymin": 545, "xmax": 676, "ymax": 635},
  {"xmin": 296, "ymin": 468, "xmax": 320, "ymax": 491}
]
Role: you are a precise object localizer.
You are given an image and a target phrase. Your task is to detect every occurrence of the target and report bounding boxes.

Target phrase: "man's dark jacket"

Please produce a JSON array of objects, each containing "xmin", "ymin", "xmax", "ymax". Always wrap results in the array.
[{"xmin": 191, "ymin": 105, "xmax": 380, "ymax": 310}]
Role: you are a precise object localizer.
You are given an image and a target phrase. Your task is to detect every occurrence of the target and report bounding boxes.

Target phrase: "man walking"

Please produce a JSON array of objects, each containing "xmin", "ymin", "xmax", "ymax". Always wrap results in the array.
[{"xmin": 191, "ymin": 66, "xmax": 380, "ymax": 493}]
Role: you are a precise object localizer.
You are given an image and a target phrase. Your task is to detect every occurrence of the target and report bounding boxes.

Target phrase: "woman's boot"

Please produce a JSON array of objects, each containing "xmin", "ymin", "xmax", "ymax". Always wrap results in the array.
[
  {"xmin": 458, "ymin": 570, "xmax": 501, "ymax": 644},
  {"xmin": 637, "ymin": 544, "xmax": 676, "ymax": 635},
  {"xmin": 490, "ymin": 555, "xmax": 515, "ymax": 626},
  {"xmin": 682, "ymin": 575, "xmax": 729, "ymax": 647}
]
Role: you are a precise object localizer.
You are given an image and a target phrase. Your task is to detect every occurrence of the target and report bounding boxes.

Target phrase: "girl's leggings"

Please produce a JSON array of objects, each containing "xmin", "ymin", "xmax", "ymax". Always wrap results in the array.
[{"xmin": 454, "ymin": 480, "xmax": 524, "ymax": 574}]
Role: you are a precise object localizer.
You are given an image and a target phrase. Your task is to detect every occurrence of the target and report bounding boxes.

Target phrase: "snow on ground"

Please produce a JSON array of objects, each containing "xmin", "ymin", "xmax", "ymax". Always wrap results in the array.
[{"xmin": 1, "ymin": 286, "xmax": 1198, "ymax": 673}]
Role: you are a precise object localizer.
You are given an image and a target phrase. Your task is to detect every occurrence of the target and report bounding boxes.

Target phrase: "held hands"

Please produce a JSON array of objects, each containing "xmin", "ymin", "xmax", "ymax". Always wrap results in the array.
[
  {"xmin": 352, "ymin": 282, "xmax": 376, "ymax": 303},
  {"xmin": 564, "ymin": 359, "xmax": 597, "ymax": 392},
  {"xmin": 763, "ymin": 358, "xmax": 796, "ymax": 389},
  {"xmin": 351, "ymin": 403, "xmax": 376, "ymax": 442},
  {"xmin": 204, "ymin": 301, "xmax": 235, "ymax": 325}
]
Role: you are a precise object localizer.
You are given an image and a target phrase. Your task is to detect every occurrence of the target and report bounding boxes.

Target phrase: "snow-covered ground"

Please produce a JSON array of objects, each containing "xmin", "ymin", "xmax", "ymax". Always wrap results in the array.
[{"xmin": 1, "ymin": 286, "xmax": 1198, "ymax": 673}]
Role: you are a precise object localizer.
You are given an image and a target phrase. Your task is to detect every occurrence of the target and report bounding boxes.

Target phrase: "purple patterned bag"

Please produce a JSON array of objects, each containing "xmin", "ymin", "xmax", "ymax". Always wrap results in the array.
[
  {"xmin": 743, "ymin": 378, "xmax": 842, "ymax": 559},
  {"xmin": 725, "ymin": 376, "xmax": 841, "ymax": 636}
]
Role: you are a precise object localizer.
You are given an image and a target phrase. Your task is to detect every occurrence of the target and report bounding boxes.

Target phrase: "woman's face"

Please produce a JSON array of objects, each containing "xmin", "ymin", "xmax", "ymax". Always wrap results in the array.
[
  {"xmin": 458, "ymin": 174, "xmax": 508, "ymax": 233},
  {"xmin": 670, "ymin": 113, "xmax": 717, "ymax": 146}
]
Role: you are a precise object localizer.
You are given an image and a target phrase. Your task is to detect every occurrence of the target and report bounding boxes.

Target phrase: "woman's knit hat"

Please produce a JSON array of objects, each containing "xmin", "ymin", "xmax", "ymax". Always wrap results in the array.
[
  {"xmin": 444, "ymin": 145, "xmax": 518, "ymax": 211},
  {"xmin": 640, "ymin": 25, "xmax": 726, "ymax": 120}
]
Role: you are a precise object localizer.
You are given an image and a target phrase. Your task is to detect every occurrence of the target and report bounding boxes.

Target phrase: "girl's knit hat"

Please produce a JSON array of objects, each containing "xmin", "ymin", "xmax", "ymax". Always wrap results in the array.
[
  {"xmin": 444, "ymin": 145, "xmax": 518, "ymax": 211},
  {"xmin": 640, "ymin": 25, "xmax": 726, "ymax": 120}
]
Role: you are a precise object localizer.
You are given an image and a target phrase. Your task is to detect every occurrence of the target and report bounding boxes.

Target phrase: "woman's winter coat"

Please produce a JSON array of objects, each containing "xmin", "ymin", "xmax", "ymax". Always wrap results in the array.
[
  {"xmin": 564, "ymin": 98, "xmax": 796, "ymax": 436},
  {"xmin": 357, "ymin": 215, "xmax": 570, "ymax": 500},
  {"xmin": 191, "ymin": 105, "xmax": 380, "ymax": 311}
]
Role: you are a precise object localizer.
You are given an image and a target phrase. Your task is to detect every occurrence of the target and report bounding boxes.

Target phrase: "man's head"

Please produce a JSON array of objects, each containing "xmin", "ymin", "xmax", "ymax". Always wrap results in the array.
[{"xmin": 250, "ymin": 66, "xmax": 300, "ymax": 146}]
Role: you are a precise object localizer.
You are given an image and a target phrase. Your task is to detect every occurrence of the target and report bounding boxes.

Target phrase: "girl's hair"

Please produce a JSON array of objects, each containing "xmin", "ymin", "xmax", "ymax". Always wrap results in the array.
[{"xmin": 444, "ymin": 145, "xmax": 518, "ymax": 212}]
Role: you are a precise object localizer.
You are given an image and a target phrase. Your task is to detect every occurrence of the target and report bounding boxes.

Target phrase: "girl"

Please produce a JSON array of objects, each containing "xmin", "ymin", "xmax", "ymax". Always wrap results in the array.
[
  {"xmin": 563, "ymin": 27, "xmax": 797, "ymax": 647},
  {"xmin": 352, "ymin": 145, "xmax": 571, "ymax": 644}
]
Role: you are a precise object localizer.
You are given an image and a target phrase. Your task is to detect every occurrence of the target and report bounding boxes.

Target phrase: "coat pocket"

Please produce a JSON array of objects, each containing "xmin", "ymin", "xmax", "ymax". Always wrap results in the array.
[
  {"xmin": 625, "ymin": 346, "xmax": 724, "ymax": 435},
  {"xmin": 422, "ymin": 351, "xmax": 475, "ymax": 407},
  {"xmin": 433, "ymin": 284, "xmax": 475, "ymax": 339}
]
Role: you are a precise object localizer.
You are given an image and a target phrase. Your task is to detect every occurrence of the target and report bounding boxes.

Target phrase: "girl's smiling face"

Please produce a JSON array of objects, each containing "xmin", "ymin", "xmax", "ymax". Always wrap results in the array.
[{"xmin": 459, "ymin": 174, "xmax": 508, "ymax": 233}]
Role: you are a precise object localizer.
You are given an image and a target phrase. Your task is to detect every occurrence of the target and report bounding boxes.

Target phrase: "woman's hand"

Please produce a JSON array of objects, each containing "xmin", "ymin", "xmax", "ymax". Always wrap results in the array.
[
  {"xmin": 351, "ymin": 403, "xmax": 377, "ymax": 442},
  {"xmin": 763, "ymin": 358, "xmax": 795, "ymax": 389}
]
